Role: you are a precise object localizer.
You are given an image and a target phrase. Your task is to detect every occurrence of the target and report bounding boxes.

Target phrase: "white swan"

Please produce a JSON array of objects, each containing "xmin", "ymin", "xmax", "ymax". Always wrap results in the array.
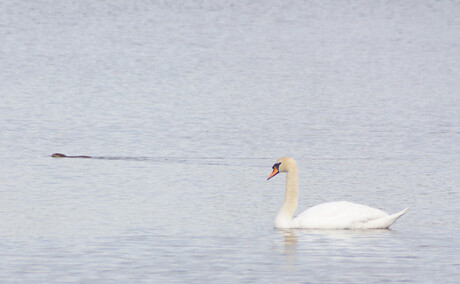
[{"xmin": 267, "ymin": 157, "xmax": 408, "ymax": 229}]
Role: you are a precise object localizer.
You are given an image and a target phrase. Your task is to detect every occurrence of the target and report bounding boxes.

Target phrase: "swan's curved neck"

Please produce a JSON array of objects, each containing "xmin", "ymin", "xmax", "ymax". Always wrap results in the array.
[{"xmin": 275, "ymin": 167, "xmax": 298, "ymax": 228}]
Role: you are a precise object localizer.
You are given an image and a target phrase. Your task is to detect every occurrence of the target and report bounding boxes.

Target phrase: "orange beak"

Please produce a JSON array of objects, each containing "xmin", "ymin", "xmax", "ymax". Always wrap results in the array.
[{"xmin": 267, "ymin": 168, "xmax": 279, "ymax": 180}]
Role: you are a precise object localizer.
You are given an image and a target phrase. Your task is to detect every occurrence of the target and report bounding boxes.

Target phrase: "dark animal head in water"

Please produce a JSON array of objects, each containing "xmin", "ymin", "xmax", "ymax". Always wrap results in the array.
[
  {"xmin": 51, "ymin": 153, "xmax": 67, "ymax": 157},
  {"xmin": 51, "ymin": 153, "xmax": 92, "ymax": 158}
]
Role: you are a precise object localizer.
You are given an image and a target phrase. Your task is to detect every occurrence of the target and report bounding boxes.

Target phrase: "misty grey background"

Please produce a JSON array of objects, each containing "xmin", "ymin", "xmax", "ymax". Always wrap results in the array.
[{"xmin": 1, "ymin": 0, "xmax": 459, "ymax": 283}]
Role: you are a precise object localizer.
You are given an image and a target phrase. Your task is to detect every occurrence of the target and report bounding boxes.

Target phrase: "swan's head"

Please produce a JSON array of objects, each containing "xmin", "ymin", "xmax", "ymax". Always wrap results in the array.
[{"xmin": 267, "ymin": 157, "xmax": 297, "ymax": 180}]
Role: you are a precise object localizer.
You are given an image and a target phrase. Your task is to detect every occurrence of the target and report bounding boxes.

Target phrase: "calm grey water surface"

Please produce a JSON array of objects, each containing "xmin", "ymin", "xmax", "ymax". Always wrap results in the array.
[{"xmin": 1, "ymin": 0, "xmax": 459, "ymax": 282}]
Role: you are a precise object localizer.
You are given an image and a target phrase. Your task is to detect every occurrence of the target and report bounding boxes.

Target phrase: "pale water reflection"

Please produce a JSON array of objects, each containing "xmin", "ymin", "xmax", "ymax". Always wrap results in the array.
[
  {"xmin": 277, "ymin": 228, "xmax": 397, "ymax": 256},
  {"xmin": 274, "ymin": 229, "xmax": 423, "ymax": 282}
]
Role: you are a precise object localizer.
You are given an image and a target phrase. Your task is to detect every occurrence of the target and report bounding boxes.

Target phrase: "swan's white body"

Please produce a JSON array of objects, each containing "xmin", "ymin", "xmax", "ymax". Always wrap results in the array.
[{"xmin": 268, "ymin": 157, "xmax": 408, "ymax": 229}]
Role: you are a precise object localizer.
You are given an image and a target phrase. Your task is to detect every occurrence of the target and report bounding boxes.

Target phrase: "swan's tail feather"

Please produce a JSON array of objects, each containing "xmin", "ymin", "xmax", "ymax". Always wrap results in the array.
[{"xmin": 366, "ymin": 208, "xmax": 409, "ymax": 229}]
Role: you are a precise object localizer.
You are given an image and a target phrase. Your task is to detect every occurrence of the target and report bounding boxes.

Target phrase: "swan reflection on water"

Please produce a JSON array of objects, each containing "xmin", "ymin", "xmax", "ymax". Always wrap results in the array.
[{"xmin": 277, "ymin": 228, "xmax": 396, "ymax": 258}]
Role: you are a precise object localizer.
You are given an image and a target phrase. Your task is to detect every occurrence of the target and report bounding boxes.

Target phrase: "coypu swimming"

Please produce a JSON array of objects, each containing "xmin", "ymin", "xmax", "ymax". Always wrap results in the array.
[
  {"xmin": 51, "ymin": 153, "xmax": 92, "ymax": 158},
  {"xmin": 50, "ymin": 153, "xmax": 146, "ymax": 161}
]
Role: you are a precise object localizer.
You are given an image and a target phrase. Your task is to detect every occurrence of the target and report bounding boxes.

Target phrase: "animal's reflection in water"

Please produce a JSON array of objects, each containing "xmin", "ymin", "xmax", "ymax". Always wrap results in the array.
[
  {"xmin": 277, "ymin": 228, "xmax": 393, "ymax": 268},
  {"xmin": 276, "ymin": 230, "xmax": 299, "ymax": 270},
  {"xmin": 280, "ymin": 230, "xmax": 298, "ymax": 254}
]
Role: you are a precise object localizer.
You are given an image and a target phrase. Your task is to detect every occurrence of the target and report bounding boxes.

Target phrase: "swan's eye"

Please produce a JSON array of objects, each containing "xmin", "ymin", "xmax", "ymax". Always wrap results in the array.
[{"xmin": 272, "ymin": 162, "xmax": 281, "ymax": 169}]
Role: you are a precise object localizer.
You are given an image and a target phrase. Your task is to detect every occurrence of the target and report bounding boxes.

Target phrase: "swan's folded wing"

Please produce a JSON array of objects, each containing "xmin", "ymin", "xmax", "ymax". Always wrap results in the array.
[
  {"xmin": 359, "ymin": 208, "xmax": 409, "ymax": 229},
  {"xmin": 292, "ymin": 201, "xmax": 391, "ymax": 229}
]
